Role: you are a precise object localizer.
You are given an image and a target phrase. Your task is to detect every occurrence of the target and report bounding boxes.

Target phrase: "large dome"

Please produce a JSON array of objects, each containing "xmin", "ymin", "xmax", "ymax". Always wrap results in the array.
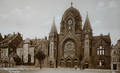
[{"xmin": 62, "ymin": 7, "xmax": 82, "ymax": 21}]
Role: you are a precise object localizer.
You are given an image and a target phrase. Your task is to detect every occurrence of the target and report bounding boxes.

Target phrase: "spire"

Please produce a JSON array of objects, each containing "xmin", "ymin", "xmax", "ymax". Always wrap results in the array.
[
  {"xmin": 49, "ymin": 17, "xmax": 58, "ymax": 36},
  {"xmin": 53, "ymin": 17, "xmax": 55, "ymax": 26},
  {"xmin": 83, "ymin": 12, "xmax": 92, "ymax": 31}
]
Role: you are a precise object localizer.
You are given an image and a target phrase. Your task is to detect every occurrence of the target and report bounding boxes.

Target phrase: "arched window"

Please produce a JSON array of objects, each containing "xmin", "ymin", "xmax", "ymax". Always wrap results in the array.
[
  {"xmin": 67, "ymin": 19, "xmax": 73, "ymax": 30},
  {"xmin": 97, "ymin": 46, "xmax": 105, "ymax": 55},
  {"xmin": 49, "ymin": 42, "xmax": 54, "ymax": 58},
  {"xmin": 84, "ymin": 62, "xmax": 89, "ymax": 68}
]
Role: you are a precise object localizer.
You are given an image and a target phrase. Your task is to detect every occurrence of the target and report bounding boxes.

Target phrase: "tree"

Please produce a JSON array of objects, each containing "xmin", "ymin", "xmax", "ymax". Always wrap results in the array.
[
  {"xmin": 13, "ymin": 55, "xmax": 22, "ymax": 65},
  {"xmin": 35, "ymin": 49, "xmax": 46, "ymax": 69},
  {"xmin": 28, "ymin": 54, "xmax": 31, "ymax": 64},
  {"xmin": 10, "ymin": 52, "xmax": 22, "ymax": 65}
]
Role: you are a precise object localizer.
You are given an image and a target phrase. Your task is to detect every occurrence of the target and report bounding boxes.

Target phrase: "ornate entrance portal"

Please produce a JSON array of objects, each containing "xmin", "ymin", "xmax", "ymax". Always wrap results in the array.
[
  {"xmin": 63, "ymin": 39, "xmax": 76, "ymax": 68},
  {"xmin": 66, "ymin": 58, "xmax": 72, "ymax": 68},
  {"xmin": 64, "ymin": 40, "xmax": 75, "ymax": 58}
]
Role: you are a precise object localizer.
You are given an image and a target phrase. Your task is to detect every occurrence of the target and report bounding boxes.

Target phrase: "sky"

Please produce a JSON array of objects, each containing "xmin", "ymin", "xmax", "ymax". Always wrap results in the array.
[{"xmin": 0, "ymin": 0, "xmax": 120, "ymax": 44}]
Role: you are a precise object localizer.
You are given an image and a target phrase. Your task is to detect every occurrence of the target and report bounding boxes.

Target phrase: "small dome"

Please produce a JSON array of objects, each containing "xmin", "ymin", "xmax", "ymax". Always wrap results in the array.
[{"xmin": 62, "ymin": 7, "xmax": 82, "ymax": 21}]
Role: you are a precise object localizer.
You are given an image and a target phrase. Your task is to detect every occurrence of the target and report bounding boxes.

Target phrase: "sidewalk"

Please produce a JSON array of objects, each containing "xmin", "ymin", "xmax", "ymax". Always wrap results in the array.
[
  {"xmin": 0, "ymin": 65, "xmax": 39, "ymax": 71},
  {"xmin": 0, "ymin": 67, "xmax": 119, "ymax": 73}
]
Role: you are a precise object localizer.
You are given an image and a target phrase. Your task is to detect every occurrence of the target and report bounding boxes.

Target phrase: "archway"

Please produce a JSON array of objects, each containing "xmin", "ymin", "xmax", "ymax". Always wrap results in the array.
[
  {"xmin": 84, "ymin": 62, "xmax": 89, "ymax": 69},
  {"xmin": 63, "ymin": 39, "xmax": 76, "ymax": 58},
  {"xmin": 66, "ymin": 58, "xmax": 72, "ymax": 68}
]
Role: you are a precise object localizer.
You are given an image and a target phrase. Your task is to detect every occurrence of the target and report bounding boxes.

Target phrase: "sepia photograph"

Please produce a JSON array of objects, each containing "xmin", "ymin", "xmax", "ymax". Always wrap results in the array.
[{"xmin": 0, "ymin": 0, "xmax": 120, "ymax": 73}]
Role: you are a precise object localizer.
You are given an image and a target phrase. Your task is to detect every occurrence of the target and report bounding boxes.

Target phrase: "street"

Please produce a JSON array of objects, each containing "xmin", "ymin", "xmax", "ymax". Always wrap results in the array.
[{"xmin": 0, "ymin": 68, "xmax": 116, "ymax": 73}]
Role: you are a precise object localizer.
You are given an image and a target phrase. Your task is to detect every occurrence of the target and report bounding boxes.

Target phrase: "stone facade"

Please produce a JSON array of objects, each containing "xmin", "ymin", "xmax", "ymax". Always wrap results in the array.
[
  {"xmin": 111, "ymin": 40, "xmax": 120, "ymax": 71},
  {"xmin": 47, "ymin": 6, "xmax": 111, "ymax": 69},
  {"xmin": 17, "ymin": 38, "xmax": 35, "ymax": 65}
]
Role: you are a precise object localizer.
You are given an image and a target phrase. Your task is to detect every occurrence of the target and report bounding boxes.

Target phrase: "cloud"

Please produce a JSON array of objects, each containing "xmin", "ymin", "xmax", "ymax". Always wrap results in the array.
[
  {"xmin": 98, "ymin": 1, "xmax": 105, "ymax": 8},
  {"xmin": 0, "ymin": 0, "xmax": 120, "ymax": 44},
  {"xmin": 108, "ymin": 0, "xmax": 117, "ymax": 8},
  {"xmin": 97, "ymin": 0, "xmax": 118, "ymax": 10}
]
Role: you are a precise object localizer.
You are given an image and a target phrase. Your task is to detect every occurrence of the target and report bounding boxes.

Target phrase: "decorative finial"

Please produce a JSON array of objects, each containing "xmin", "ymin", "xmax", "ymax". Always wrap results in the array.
[
  {"xmin": 71, "ymin": 2, "xmax": 73, "ymax": 7},
  {"xmin": 108, "ymin": 32, "xmax": 110, "ymax": 36},
  {"xmin": 86, "ymin": 11, "xmax": 88, "ymax": 17},
  {"xmin": 53, "ymin": 16, "xmax": 55, "ymax": 24}
]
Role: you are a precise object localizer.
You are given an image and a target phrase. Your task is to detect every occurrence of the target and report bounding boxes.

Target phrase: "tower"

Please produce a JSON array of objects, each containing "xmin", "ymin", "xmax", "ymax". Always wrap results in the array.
[
  {"xmin": 58, "ymin": 3, "xmax": 83, "ymax": 68},
  {"xmin": 49, "ymin": 18, "xmax": 58, "ymax": 68},
  {"xmin": 83, "ymin": 13, "xmax": 93, "ymax": 68}
]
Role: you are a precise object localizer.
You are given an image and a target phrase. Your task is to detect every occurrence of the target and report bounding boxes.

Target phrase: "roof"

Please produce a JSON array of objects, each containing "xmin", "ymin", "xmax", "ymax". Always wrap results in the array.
[
  {"xmin": 114, "ymin": 40, "xmax": 120, "ymax": 49},
  {"xmin": 0, "ymin": 33, "xmax": 21, "ymax": 47},
  {"xmin": 17, "ymin": 41, "xmax": 24, "ymax": 48},
  {"xmin": 0, "ymin": 34, "xmax": 16, "ymax": 47},
  {"xmin": 93, "ymin": 34, "xmax": 111, "ymax": 45},
  {"xmin": 0, "ymin": 33, "xmax": 3, "ymax": 42}
]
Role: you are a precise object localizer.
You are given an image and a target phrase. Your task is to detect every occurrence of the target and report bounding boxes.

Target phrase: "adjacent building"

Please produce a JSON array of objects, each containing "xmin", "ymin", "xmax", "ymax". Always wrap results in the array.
[
  {"xmin": 111, "ymin": 40, "xmax": 120, "ymax": 71},
  {"xmin": 17, "ymin": 38, "xmax": 35, "ymax": 65},
  {"xmin": 16, "ymin": 37, "xmax": 49, "ymax": 65},
  {"xmin": 0, "ymin": 33, "xmax": 23, "ymax": 67}
]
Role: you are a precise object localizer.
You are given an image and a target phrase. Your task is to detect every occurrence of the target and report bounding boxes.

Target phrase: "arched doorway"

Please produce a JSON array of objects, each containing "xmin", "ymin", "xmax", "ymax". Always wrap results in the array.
[
  {"xmin": 62, "ymin": 39, "xmax": 77, "ymax": 68},
  {"xmin": 63, "ymin": 39, "xmax": 76, "ymax": 58},
  {"xmin": 50, "ymin": 61, "xmax": 54, "ymax": 68},
  {"xmin": 73, "ymin": 58, "xmax": 79, "ymax": 67},
  {"xmin": 84, "ymin": 62, "xmax": 89, "ymax": 69},
  {"xmin": 66, "ymin": 58, "xmax": 72, "ymax": 68}
]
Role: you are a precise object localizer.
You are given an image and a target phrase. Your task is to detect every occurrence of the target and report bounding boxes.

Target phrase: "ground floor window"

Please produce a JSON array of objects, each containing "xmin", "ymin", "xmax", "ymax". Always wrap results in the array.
[
  {"xmin": 97, "ymin": 59, "xmax": 105, "ymax": 67},
  {"xmin": 113, "ymin": 64, "xmax": 117, "ymax": 70}
]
